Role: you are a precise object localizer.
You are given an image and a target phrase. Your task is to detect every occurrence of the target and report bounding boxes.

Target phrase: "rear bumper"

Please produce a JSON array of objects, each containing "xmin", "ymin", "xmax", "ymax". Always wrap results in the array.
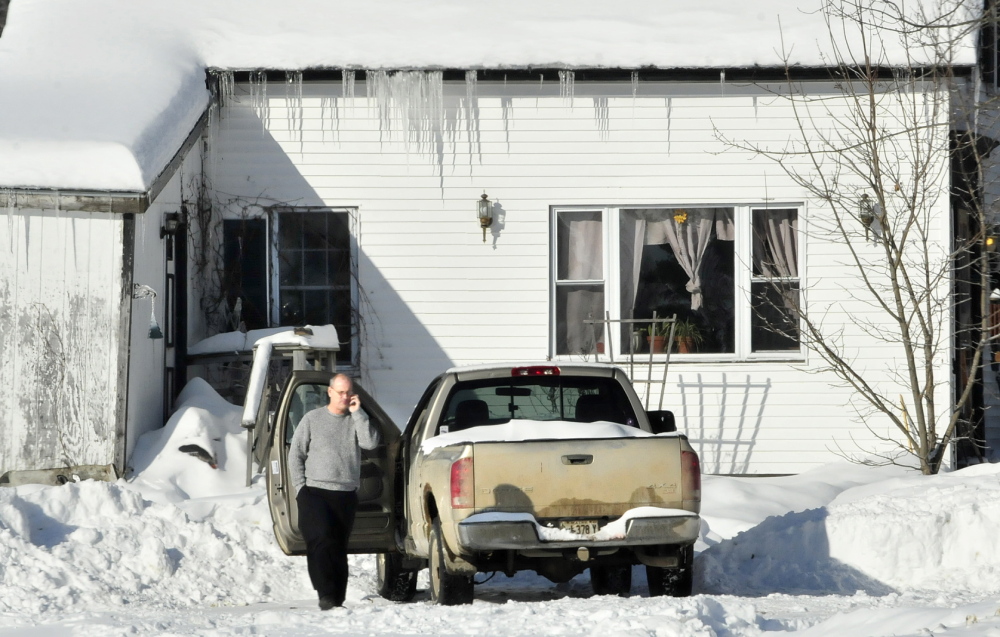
[{"xmin": 456, "ymin": 514, "xmax": 700, "ymax": 552}]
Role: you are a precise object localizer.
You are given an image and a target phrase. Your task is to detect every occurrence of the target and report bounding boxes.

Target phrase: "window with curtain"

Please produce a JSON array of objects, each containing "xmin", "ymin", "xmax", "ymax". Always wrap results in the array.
[
  {"xmin": 552, "ymin": 205, "xmax": 802, "ymax": 358},
  {"xmin": 750, "ymin": 208, "xmax": 800, "ymax": 352},
  {"xmin": 620, "ymin": 208, "xmax": 736, "ymax": 355},
  {"xmin": 554, "ymin": 210, "xmax": 605, "ymax": 355}
]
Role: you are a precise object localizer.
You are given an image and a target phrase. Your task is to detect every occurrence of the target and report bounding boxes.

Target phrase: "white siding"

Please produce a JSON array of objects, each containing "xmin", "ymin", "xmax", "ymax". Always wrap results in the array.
[
  {"xmin": 0, "ymin": 208, "xmax": 127, "ymax": 473},
  {"xmin": 209, "ymin": 78, "xmax": 953, "ymax": 474},
  {"xmin": 125, "ymin": 146, "xmax": 203, "ymax": 468}
]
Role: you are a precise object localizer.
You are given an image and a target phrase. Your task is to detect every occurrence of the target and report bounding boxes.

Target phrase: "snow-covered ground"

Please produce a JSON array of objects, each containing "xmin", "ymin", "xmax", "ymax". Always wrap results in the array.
[{"xmin": 1, "ymin": 381, "xmax": 999, "ymax": 636}]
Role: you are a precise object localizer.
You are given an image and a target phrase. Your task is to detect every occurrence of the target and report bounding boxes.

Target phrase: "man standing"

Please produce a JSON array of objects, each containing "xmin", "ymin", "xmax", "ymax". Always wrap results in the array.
[{"xmin": 289, "ymin": 373, "xmax": 382, "ymax": 610}]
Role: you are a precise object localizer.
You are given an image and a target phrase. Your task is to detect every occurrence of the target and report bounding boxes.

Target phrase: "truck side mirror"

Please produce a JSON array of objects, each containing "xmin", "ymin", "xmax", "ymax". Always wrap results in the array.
[{"xmin": 647, "ymin": 410, "xmax": 676, "ymax": 434}]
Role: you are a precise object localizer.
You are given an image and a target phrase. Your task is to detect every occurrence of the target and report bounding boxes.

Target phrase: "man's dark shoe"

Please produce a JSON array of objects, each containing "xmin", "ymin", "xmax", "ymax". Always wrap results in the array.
[{"xmin": 318, "ymin": 595, "xmax": 339, "ymax": 611}]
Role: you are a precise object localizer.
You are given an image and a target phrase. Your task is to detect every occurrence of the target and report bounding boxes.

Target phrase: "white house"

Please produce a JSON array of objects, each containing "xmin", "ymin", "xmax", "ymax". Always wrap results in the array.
[{"xmin": 0, "ymin": 0, "xmax": 992, "ymax": 478}]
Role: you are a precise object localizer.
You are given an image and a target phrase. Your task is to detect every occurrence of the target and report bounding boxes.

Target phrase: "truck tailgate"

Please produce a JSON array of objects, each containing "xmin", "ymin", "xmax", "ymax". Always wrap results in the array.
[{"xmin": 470, "ymin": 436, "xmax": 684, "ymax": 519}]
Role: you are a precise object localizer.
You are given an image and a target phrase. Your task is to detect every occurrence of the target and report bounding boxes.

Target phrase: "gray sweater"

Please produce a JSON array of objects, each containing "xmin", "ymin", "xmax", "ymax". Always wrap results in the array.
[{"xmin": 288, "ymin": 407, "xmax": 381, "ymax": 495}]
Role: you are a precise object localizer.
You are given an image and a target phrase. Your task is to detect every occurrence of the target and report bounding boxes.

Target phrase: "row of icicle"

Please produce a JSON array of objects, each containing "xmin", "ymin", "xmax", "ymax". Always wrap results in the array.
[{"xmin": 212, "ymin": 69, "xmax": 646, "ymax": 150}]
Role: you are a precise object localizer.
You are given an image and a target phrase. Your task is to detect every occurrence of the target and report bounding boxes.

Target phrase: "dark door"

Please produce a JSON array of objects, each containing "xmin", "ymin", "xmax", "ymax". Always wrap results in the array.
[{"xmin": 265, "ymin": 370, "xmax": 399, "ymax": 555}]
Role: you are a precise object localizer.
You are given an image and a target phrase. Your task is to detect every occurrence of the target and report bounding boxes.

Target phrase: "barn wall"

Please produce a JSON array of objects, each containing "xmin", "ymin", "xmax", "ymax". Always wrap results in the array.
[
  {"xmin": 0, "ymin": 207, "xmax": 128, "ymax": 474},
  {"xmin": 206, "ymin": 77, "xmax": 953, "ymax": 474}
]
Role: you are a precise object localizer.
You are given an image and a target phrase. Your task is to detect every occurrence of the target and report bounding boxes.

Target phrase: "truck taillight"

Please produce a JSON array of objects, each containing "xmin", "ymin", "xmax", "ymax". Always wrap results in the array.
[
  {"xmin": 511, "ymin": 366, "xmax": 560, "ymax": 377},
  {"xmin": 450, "ymin": 457, "xmax": 475, "ymax": 509},
  {"xmin": 681, "ymin": 450, "xmax": 701, "ymax": 499}
]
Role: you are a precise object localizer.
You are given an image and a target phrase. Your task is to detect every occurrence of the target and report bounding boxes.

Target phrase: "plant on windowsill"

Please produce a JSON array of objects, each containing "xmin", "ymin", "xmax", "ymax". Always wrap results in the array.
[
  {"xmin": 646, "ymin": 321, "xmax": 670, "ymax": 354},
  {"xmin": 674, "ymin": 319, "xmax": 704, "ymax": 354}
]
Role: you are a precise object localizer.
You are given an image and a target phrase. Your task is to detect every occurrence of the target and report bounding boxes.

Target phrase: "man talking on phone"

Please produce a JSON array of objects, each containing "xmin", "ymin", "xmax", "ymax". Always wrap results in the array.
[{"xmin": 289, "ymin": 373, "xmax": 382, "ymax": 610}]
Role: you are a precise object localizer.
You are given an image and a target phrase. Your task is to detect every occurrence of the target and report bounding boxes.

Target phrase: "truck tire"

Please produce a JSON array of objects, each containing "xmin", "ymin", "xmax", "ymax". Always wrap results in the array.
[
  {"xmin": 590, "ymin": 564, "xmax": 632, "ymax": 596},
  {"xmin": 429, "ymin": 520, "xmax": 474, "ymax": 605},
  {"xmin": 646, "ymin": 545, "xmax": 693, "ymax": 597},
  {"xmin": 376, "ymin": 552, "xmax": 417, "ymax": 602}
]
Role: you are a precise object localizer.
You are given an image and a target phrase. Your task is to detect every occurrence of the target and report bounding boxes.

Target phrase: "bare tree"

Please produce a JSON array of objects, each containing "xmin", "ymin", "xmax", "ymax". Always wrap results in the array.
[{"xmin": 719, "ymin": 0, "xmax": 995, "ymax": 474}]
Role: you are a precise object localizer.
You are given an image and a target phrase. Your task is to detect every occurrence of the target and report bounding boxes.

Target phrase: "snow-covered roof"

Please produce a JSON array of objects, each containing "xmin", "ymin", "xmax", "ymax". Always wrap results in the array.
[{"xmin": 0, "ymin": 0, "xmax": 981, "ymax": 193}]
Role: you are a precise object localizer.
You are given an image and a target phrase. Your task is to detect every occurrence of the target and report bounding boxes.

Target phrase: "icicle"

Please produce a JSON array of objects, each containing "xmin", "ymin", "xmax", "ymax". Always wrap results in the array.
[
  {"xmin": 465, "ymin": 70, "xmax": 477, "ymax": 103},
  {"xmin": 501, "ymin": 97, "xmax": 512, "ymax": 152},
  {"xmin": 367, "ymin": 70, "xmax": 444, "ymax": 156},
  {"xmin": 320, "ymin": 96, "xmax": 338, "ymax": 142},
  {"xmin": 216, "ymin": 70, "xmax": 235, "ymax": 107},
  {"xmin": 666, "ymin": 96, "xmax": 672, "ymax": 155},
  {"xmin": 465, "ymin": 70, "xmax": 480, "ymax": 158},
  {"xmin": 342, "ymin": 69, "xmax": 355, "ymax": 101},
  {"xmin": 593, "ymin": 97, "xmax": 609, "ymax": 139},
  {"xmin": 5, "ymin": 189, "xmax": 14, "ymax": 254},
  {"xmin": 559, "ymin": 70, "xmax": 575, "ymax": 105},
  {"xmin": 367, "ymin": 69, "xmax": 389, "ymax": 135},
  {"xmin": 285, "ymin": 71, "xmax": 304, "ymax": 151},
  {"xmin": 631, "ymin": 70, "xmax": 639, "ymax": 120},
  {"xmin": 250, "ymin": 71, "xmax": 269, "ymax": 133}
]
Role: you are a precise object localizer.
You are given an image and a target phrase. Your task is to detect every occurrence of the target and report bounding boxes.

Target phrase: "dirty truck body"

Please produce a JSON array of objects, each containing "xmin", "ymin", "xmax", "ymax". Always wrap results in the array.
[{"xmin": 261, "ymin": 363, "xmax": 701, "ymax": 604}]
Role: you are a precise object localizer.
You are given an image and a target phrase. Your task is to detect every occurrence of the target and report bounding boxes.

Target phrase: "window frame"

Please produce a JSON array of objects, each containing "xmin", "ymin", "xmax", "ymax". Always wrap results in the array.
[
  {"xmin": 549, "ymin": 204, "xmax": 806, "ymax": 362},
  {"xmin": 269, "ymin": 206, "xmax": 360, "ymax": 369}
]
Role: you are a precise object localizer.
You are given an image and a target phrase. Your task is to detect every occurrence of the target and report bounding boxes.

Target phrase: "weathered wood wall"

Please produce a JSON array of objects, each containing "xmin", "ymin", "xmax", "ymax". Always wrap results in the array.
[{"xmin": 0, "ymin": 208, "xmax": 130, "ymax": 474}]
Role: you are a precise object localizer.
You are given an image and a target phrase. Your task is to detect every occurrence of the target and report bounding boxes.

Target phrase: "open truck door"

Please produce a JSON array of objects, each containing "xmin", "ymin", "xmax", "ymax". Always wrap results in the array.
[{"xmin": 264, "ymin": 370, "xmax": 400, "ymax": 555}]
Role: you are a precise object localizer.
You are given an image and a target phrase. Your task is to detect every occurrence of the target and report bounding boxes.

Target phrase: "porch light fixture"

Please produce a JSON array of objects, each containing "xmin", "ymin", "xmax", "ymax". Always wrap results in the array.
[
  {"xmin": 858, "ymin": 194, "xmax": 876, "ymax": 240},
  {"xmin": 160, "ymin": 212, "xmax": 181, "ymax": 238},
  {"xmin": 132, "ymin": 284, "xmax": 164, "ymax": 339},
  {"xmin": 477, "ymin": 193, "xmax": 492, "ymax": 242}
]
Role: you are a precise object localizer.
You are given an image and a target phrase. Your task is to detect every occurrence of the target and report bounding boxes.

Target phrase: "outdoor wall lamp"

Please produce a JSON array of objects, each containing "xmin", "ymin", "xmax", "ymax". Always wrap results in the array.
[
  {"xmin": 132, "ymin": 284, "xmax": 163, "ymax": 339},
  {"xmin": 477, "ymin": 193, "xmax": 492, "ymax": 242},
  {"xmin": 160, "ymin": 212, "xmax": 181, "ymax": 238},
  {"xmin": 858, "ymin": 194, "xmax": 876, "ymax": 240}
]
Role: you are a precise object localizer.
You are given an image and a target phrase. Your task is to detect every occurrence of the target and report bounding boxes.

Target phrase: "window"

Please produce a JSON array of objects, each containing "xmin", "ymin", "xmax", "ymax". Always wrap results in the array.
[
  {"xmin": 438, "ymin": 376, "xmax": 639, "ymax": 436},
  {"xmin": 750, "ymin": 208, "xmax": 800, "ymax": 352},
  {"xmin": 223, "ymin": 218, "xmax": 269, "ymax": 330},
  {"xmin": 221, "ymin": 208, "xmax": 357, "ymax": 364},
  {"xmin": 552, "ymin": 205, "xmax": 801, "ymax": 359}
]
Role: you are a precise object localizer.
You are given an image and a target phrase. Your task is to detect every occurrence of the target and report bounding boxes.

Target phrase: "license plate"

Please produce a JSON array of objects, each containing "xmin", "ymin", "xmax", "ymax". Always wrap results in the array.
[{"xmin": 559, "ymin": 519, "xmax": 598, "ymax": 535}]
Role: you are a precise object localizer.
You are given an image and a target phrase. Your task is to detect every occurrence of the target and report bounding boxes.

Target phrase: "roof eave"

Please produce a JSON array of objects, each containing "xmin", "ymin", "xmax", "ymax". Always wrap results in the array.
[{"xmin": 1, "ymin": 106, "xmax": 210, "ymax": 215}]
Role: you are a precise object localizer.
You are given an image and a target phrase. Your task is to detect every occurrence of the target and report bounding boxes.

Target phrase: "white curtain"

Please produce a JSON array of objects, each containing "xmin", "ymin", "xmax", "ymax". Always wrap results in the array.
[
  {"xmin": 622, "ymin": 208, "xmax": 735, "ymax": 312},
  {"xmin": 752, "ymin": 209, "xmax": 798, "ymax": 278},
  {"xmin": 559, "ymin": 212, "xmax": 603, "ymax": 353}
]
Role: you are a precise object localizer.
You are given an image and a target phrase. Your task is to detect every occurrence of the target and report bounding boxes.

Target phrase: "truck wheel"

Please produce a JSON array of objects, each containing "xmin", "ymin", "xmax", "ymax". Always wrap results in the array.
[
  {"xmin": 646, "ymin": 546, "xmax": 694, "ymax": 597},
  {"xmin": 590, "ymin": 565, "xmax": 632, "ymax": 596},
  {"xmin": 429, "ymin": 520, "xmax": 474, "ymax": 605},
  {"xmin": 376, "ymin": 552, "xmax": 417, "ymax": 602}
]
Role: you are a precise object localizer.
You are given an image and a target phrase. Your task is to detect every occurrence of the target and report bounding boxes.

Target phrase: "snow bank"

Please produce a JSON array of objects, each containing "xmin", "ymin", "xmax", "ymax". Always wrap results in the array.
[
  {"xmin": 128, "ymin": 378, "xmax": 248, "ymax": 503},
  {"xmin": 698, "ymin": 463, "xmax": 1000, "ymax": 596},
  {"xmin": 0, "ymin": 480, "xmax": 311, "ymax": 613}
]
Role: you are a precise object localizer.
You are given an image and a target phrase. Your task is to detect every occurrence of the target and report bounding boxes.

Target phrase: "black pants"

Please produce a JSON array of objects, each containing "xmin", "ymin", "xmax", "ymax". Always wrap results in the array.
[{"xmin": 296, "ymin": 486, "xmax": 358, "ymax": 604}]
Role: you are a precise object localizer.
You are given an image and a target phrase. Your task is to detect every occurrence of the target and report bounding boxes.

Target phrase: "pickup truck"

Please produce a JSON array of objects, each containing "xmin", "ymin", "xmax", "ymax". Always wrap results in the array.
[{"xmin": 257, "ymin": 362, "xmax": 701, "ymax": 605}]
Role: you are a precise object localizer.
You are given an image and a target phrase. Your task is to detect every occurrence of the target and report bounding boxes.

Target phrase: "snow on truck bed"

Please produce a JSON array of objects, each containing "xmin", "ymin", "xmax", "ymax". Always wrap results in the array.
[{"xmin": 420, "ymin": 420, "xmax": 679, "ymax": 453}]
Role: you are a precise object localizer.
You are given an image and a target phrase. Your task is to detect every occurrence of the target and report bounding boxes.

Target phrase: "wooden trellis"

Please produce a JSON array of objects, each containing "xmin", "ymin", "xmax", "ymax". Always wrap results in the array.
[{"xmin": 582, "ymin": 311, "xmax": 676, "ymax": 410}]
